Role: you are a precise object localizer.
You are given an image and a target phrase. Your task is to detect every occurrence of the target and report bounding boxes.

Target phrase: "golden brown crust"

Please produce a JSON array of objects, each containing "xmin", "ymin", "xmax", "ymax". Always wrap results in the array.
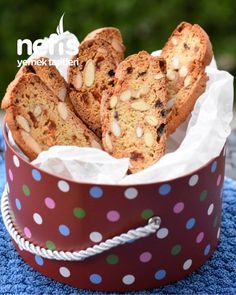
[
  {"xmin": 101, "ymin": 51, "xmax": 167, "ymax": 173},
  {"xmin": 2, "ymin": 73, "xmax": 101, "ymax": 160},
  {"xmin": 68, "ymin": 29, "xmax": 125, "ymax": 137},
  {"xmin": 161, "ymin": 21, "xmax": 213, "ymax": 134}
]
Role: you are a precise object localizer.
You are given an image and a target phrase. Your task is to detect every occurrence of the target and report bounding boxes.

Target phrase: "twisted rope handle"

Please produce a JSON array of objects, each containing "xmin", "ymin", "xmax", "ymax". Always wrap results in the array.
[{"xmin": 1, "ymin": 185, "xmax": 161, "ymax": 261}]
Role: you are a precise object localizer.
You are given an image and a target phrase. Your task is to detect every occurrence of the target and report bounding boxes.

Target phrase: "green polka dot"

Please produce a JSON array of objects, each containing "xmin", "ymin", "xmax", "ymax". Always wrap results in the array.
[
  {"xmin": 22, "ymin": 184, "xmax": 30, "ymax": 196},
  {"xmin": 46, "ymin": 240, "xmax": 56, "ymax": 250},
  {"xmin": 213, "ymin": 216, "xmax": 218, "ymax": 227},
  {"xmin": 171, "ymin": 244, "xmax": 182, "ymax": 256},
  {"xmin": 106, "ymin": 254, "xmax": 119, "ymax": 264},
  {"xmin": 200, "ymin": 190, "xmax": 208, "ymax": 201},
  {"xmin": 73, "ymin": 208, "xmax": 86, "ymax": 219},
  {"xmin": 141, "ymin": 209, "xmax": 154, "ymax": 220}
]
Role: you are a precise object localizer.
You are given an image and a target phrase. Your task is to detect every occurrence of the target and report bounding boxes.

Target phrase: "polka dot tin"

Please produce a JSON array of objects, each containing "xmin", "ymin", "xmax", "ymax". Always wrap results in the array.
[{"xmin": 2, "ymin": 125, "xmax": 225, "ymax": 292}]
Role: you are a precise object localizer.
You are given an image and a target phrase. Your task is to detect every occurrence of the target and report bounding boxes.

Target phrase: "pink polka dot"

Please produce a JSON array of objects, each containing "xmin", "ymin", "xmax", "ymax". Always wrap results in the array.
[
  {"xmin": 139, "ymin": 252, "xmax": 152, "ymax": 263},
  {"xmin": 173, "ymin": 202, "xmax": 185, "ymax": 214},
  {"xmin": 217, "ymin": 174, "xmax": 222, "ymax": 186},
  {"xmin": 8, "ymin": 169, "xmax": 13, "ymax": 182},
  {"xmin": 44, "ymin": 197, "xmax": 55, "ymax": 209},
  {"xmin": 106, "ymin": 210, "xmax": 120, "ymax": 222},
  {"xmin": 196, "ymin": 232, "xmax": 204, "ymax": 243},
  {"xmin": 24, "ymin": 227, "xmax": 32, "ymax": 239}
]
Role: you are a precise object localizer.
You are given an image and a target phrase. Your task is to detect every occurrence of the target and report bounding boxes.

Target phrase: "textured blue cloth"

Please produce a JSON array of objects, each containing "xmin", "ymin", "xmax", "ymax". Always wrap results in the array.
[{"xmin": 0, "ymin": 129, "xmax": 235, "ymax": 294}]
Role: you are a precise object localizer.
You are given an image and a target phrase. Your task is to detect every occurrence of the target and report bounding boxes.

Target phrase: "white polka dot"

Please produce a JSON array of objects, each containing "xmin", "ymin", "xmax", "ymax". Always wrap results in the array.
[
  {"xmin": 217, "ymin": 227, "xmax": 221, "ymax": 239},
  {"xmin": 59, "ymin": 266, "xmax": 71, "ymax": 278},
  {"xmin": 122, "ymin": 274, "xmax": 135, "ymax": 285},
  {"xmin": 89, "ymin": 231, "xmax": 103, "ymax": 243},
  {"xmin": 33, "ymin": 213, "xmax": 43, "ymax": 225},
  {"xmin": 189, "ymin": 174, "xmax": 199, "ymax": 186},
  {"xmin": 13, "ymin": 155, "xmax": 20, "ymax": 168},
  {"xmin": 207, "ymin": 203, "xmax": 214, "ymax": 215},
  {"xmin": 124, "ymin": 188, "xmax": 138, "ymax": 199},
  {"xmin": 57, "ymin": 180, "xmax": 70, "ymax": 193},
  {"xmin": 156, "ymin": 228, "xmax": 169, "ymax": 239},
  {"xmin": 183, "ymin": 259, "xmax": 192, "ymax": 270}
]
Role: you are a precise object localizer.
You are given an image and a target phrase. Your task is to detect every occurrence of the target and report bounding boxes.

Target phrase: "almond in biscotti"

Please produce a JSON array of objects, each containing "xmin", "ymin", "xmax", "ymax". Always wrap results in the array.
[
  {"xmin": 101, "ymin": 51, "xmax": 168, "ymax": 173},
  {"xmin": 68, "ymin": 28, "xmax": 125, "ymax": 138},
  {"xmin": 1, "ymin": 73, "xmax": 101, "ymax": 160},
  {"xmin": 161, "ymin": 22, "xmax": 213, "ymax": 134}
]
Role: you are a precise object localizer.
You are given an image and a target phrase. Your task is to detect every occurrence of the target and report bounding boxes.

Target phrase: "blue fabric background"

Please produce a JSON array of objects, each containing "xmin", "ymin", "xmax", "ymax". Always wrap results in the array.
[{"xmin": 0, "ymin": 129, "xmax": 235, "ymax": 294}]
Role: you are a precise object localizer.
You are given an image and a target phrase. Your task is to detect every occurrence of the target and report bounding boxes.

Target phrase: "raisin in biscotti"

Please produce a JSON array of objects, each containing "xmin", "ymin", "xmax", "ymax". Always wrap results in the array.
[
  {"xmin": 101, "ymin": 51, "xmax": 167, "ymax": 173},
  {"xmin": 68, "ymin": 28, "xmax": 125, "ymax": 137},
  {"xmin": 16, "ymin": 57, "xmax": 74, "ymax": 111},
  {"xmin": 1, "ymin": 73, "xmax": 101, "ymax": 160},
  {"xmin": 160, "ymin": 22, "xmax": 213, "ymax": 134}
]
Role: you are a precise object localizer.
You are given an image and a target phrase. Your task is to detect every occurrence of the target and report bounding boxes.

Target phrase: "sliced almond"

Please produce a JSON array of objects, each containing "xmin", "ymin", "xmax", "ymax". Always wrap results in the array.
[
  {"xmin": 105, "ymin": 133, "xmax": 113, "ymax": 151},
  {"xmin": 137, "ymin": 87, "xmax": 150, "ymax": 97},
  {"xmin": 184, "ymin": 76, "xmax": 192, "ymax": 87},
  {"xmin": 73, "ymin": 71, "xmax": 83, "ymax": 90},
  {"xmin": 131, "ymin": 100, "xmax": 150, "ymax": 111},
  {"xmin": 145, "ymin": 115, "xmax": 158, "ymax": 126},
  {"xmin": 110, "ymin": 95, "xmax": 118, "ymax": 109},
  {"xmin": 111, "ymin": 38, "xmax": 124, "ymax": 53},
  {"xmin": 135, "ymin": 127, "xmax": 143, "ymax": 138},
  {"xmin": 21, "ymin": 130, "xmax": 42, "ymax": 155},
  {"xmin": 167, "ymin": 70, "xmax": 176, "ymax": 81},
  {"xmin": 111, "ymin": 120, "xmax": 121, "ymax": 137},
  {"xmin": 172, "ymin": 56, "xmax": 180, "ymax": 70},
  {"xmin": 58, "ymin": 87, "xmax": 67, "ymax": 101},
  {"xmin": 144, "ymin": 131, "xmax": 154, "ymax": 147},
  {"xmin": 179, "ymin": 65, "xmax": 188, "ymax": 78},
  {"xmin": 16, "ymin": 115, "xmax": 30, "ymax": 133},
  {"xmin": 33, "ymin": 105, "xmax": 42, "ymax": 117},
  {"xmin": 91, "ymin": 140, "xmax": 102, "ymax": 149},
  {"xmin": 83, "ymin": 60, "xmax": 95, "ymax": 87},
  {"xmin": 167, "ymin": 98, "xmax": 175, "ymax": 110},
  {"xmin": 120, "ymin": 90, "xmax": 131, "ymax": 102},
  {"xmin": 154, "ymin": 73, "xmax": 165, "ymax": 80},
  {"xmin": 172, "ymin": 38, "xmax": 178, "ymax": 46},
  {"xmin": 57, "ymin": 102, "xmax": 68, "ymax": 120}
]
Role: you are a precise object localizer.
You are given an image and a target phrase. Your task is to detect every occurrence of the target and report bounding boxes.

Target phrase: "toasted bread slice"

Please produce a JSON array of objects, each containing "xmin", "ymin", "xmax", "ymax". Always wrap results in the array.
[
  {"xmin": 101, "ymin": 51, "xmax": 167, "ymax": 173},
  {"xmin": 161, "ymin": 22, "xmax": 213, "ymax": 134},
  {"xmin": 1, "ymin": 73, "xmax": 101, "ymax": 160}
]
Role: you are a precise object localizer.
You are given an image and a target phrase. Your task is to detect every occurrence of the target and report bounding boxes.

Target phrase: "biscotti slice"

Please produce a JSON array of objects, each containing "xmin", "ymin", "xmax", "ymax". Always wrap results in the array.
[
  {"xmin": 68, "ymin": 28, "xmax": 125, "ymax": 137},
  {"xmin": 1, "ymin": 73, "xmax": 101, "ymax": 160},
  {"xmin": 16, "ymin": 57, "xmax": 74, "ymax": 111},
  {"xmin": 160, "ymin": 21, "xmax": 213, "ymax": 134},
  {"xmin": 83, "ymin": 27, "xmax": 125, "ymax": 61},
  {"xmin": 101, "ymin": 51, "xmax": 167, "ymax": 174}
]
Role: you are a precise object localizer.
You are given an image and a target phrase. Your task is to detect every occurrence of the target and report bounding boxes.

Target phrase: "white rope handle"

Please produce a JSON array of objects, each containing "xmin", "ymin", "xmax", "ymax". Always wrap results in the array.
[{"xmin": 1, "ymin": 185, "xmax": 161, "ymax": 261}]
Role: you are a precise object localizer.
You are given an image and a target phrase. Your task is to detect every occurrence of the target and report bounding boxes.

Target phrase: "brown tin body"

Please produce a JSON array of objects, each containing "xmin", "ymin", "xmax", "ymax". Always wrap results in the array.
[{"xmin": 3, "ymin": 124, "xmax": 225, "ymax": 292}]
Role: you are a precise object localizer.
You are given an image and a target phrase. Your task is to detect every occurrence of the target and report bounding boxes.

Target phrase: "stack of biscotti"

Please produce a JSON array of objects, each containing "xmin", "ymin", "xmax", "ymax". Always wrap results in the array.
[
  {"xmin": 68, "ymin": 27, "xmax": 125, "ymax": 137},
  {"xmin": 1, "ymin": 73, "xmax": 101, "ymax": 160},
  {"xmin": 1, "ymin": 22, "xmax": 212, "ymax": 173}
]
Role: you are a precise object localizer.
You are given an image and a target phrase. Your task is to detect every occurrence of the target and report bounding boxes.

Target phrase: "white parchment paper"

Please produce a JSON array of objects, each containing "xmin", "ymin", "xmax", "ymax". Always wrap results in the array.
[{"xmin": 8, "ymin": 23, "xmax": 234, "ymax": 184}]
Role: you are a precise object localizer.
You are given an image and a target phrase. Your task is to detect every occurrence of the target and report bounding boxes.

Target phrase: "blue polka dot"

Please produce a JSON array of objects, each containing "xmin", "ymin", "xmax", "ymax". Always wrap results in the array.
[
  {"xmin": 155, "ymin": 269, "xmax": 166, "ymax": 280},
  {"xmin": 159, "ymin": 184, "xmax": 171, "ymax": 196},
  {"xmin": 204, "ymin": 244, "xmax": 211, "ymax": 256},
  {"xmin": 59, "ymin": 224, "xmax": 70, "ymax": 236},
  {"xmin": 15, "ymin": 198, "xmax": 21, "ymax": 210},
  {"xmin": 186, "ymin": 218, "xmax": 196, "ymax": 230},
  {"xmin": 90, "ymin": 274, "xmax": 102, "ymax": 284},
  {"xmin": 35, "ymin": 255, "xmax": 44, "ymax": 266},
  {"xmin": 32, "ymin": 169, "xmax": 42, "ymax": 181},
  {"xmin": 211, "ymin": 161, "xmax": 217, "ymax": 173},
  {"xmin": 89, "ymin": 187, "xmax": 103, "ymax": 198}
]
